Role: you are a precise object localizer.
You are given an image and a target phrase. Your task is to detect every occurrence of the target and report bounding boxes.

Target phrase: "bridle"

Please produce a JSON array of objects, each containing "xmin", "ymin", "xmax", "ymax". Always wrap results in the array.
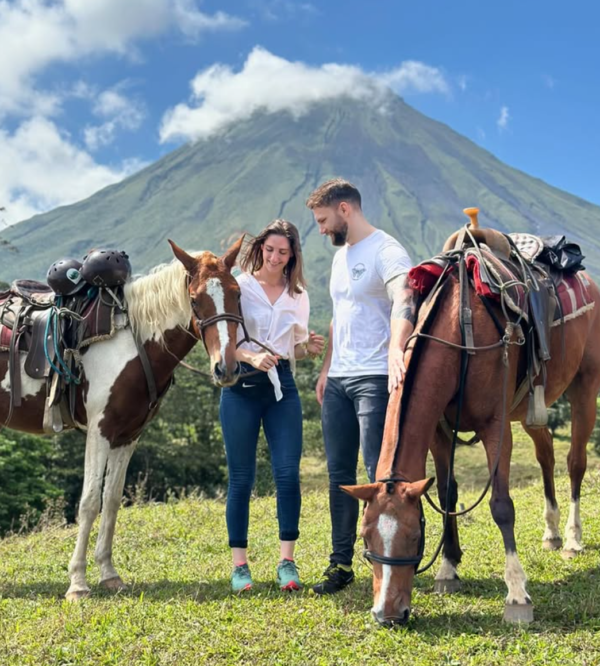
[
  {"xmin": 181, "ymin": 281, "xmax": 277, "ymax": 378},
  {"xmin": 187, "ymin": 275, "xmax": 251, "ymax": 351},
  {"xmin": 362, "ymin": 477, "xmax": 427, "ymax": 571}
]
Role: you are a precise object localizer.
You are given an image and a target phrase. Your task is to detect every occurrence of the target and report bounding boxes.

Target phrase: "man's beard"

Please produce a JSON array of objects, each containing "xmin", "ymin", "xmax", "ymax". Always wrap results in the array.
[{"xmin": 330, "ymin": 220, "xmax": 348, "ymax": 246}]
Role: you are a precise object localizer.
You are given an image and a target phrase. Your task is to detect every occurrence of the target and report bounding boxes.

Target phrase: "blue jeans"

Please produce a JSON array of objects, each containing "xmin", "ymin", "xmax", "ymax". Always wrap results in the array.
[
  {"xmin": 219, "ymin": 362, "xmax": 302, "ymax": 548},
  {"xmin": 321, "ymin": 375, "xmax": 389, "ymax": 566}
]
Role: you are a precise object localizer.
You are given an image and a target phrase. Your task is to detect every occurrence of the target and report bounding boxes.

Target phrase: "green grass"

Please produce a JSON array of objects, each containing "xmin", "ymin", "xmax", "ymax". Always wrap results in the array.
[{"xmin": 1, "ymin": 427, "xmax": 600, "ymax": 665}]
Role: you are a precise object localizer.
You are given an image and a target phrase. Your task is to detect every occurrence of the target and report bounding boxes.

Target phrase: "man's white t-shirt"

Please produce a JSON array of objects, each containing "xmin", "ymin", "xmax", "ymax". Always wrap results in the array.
[{"xmin": 328, "ymin": 229, "xmax": 412, "ymax": 377}]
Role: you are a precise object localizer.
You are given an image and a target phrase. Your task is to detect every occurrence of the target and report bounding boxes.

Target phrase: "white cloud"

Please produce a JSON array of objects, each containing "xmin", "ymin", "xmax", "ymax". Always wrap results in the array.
[
  {"xmin": 253, "ymin": 0, "xmax": 318, "ymax": 21},
  {"xmin": 0, "ymin": 0, "xmax": 247, "ymax": 118},
  {"xmin": 497, "ymin": 105, "xmax": 510, "ymax": 131},
  {"xmin": 160, "ymin": 47, "xmax": 450, "ymax": 143},
  {"xmin": 173, "ymin": 0, "xmax": 247, "ymax": 38},
  {"xmin": 379, "ymin": 61, "xmax": 449, "ymax": 96},
  {"xmin": 0, "ymin": 0, "xmax": 244, "ymax": 223},
  {"xmin": 457, "ymin": 75, "xmax": 468, "ymax": 92},
  {"xmin": 0, "ymin": 117, "xmax": 145, "ymax": 225},
  {"xmin": 84, "ymin": 88, "xmax": 146, "ymax": 150}
]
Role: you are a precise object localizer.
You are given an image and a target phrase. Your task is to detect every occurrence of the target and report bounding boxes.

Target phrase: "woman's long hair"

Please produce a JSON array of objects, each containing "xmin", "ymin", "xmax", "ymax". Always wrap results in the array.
[{"xmin": 240, "ymin": 219, "xmax": 306, "ymax": 296}]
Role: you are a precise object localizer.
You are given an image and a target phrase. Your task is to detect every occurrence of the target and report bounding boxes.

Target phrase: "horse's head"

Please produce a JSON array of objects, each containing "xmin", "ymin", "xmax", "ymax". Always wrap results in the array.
[
  {"xmin": 342, "ymin": 477, "xmax": 434, "ymax": 627},
  {"xmin": 169, "ymin": 236, "xmax": 244, "ymax": 387}
]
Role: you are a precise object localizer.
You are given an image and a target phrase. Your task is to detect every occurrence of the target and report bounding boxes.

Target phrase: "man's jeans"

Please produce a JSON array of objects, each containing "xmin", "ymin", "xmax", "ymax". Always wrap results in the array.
[{"xmin": 321, "ymin": 375, "xmax": 389, "ymax": 566}]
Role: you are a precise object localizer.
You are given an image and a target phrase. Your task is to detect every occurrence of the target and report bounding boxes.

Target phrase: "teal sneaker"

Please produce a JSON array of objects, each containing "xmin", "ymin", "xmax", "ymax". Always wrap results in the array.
[
  {"xmin": 231, "ymin": 563, "xmax": 253, "ymax": 593},
  {"xmin": 276, "ymin": 558, "xmax": 301, "ymax": 591}
]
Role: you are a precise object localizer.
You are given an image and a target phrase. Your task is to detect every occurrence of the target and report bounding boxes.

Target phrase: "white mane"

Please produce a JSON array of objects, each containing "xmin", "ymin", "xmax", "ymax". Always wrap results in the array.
[{"xmin": 124, "ymin": 253, "xmax": 204, "ymax": 343}]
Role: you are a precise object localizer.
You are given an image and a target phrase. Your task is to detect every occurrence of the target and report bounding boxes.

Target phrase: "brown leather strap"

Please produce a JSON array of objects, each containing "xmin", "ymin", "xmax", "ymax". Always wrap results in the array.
[{"xmin": 133, "ymin": 333, "xmax": 158, "ymax": 409}]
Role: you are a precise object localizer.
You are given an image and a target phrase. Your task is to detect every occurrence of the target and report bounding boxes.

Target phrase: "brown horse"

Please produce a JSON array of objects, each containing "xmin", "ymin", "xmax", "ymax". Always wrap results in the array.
[
  {"xmin": 343, "ymin": 233, "xmax": 600, "ymax": 626},
  {"xmin": 0, "ymin": 237, "xmax": 244, "ymax": 599}
]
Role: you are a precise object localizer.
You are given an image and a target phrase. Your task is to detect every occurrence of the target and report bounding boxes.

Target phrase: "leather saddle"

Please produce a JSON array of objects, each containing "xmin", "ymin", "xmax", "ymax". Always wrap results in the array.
[{"xmin": 0, "ymin": 279, "xmax": 127, "ymax": 432}]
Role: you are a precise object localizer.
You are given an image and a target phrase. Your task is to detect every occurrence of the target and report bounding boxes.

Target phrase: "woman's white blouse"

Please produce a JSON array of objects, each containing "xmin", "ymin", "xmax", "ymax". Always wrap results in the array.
[{"xmin": 236, "ymin": 272, "xmax": 309, "ymax": 399}]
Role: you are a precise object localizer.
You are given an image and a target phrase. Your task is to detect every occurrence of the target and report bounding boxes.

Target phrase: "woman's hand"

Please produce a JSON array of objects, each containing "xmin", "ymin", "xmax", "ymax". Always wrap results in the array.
[
  {"xmin": 250, "ymin": 352, "xmax": 280, "ymax": 372},
  {"xmin": 306, "ymin": 330, "xmax": 325, "ymax": 357}
]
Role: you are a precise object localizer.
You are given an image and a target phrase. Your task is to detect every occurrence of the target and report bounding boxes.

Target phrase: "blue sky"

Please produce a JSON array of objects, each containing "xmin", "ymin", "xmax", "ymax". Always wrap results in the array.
[{"xmin": 1, "ymin": 0, "xmax": 599, "ymax": 227}]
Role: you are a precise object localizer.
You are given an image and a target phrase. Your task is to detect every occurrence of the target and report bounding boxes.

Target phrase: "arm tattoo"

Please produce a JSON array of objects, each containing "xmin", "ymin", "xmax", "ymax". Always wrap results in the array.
[{"xmin": 386, "ymin": 274, "xmax": 417, "ymax": 324}]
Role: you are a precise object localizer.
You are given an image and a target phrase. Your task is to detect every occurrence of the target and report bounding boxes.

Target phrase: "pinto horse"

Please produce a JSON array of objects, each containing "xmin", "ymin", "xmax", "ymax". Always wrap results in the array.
[
  {"xmin": 343, "ymin": 229, "xmax": 600, "ymax": 626},
  {"xmin": 0, "ymin": 237, "xmax": 244, "ymax": 600}
]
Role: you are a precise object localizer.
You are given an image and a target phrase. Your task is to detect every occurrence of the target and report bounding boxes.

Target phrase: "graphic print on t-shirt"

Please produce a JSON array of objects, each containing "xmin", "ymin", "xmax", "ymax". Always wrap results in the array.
[{"xmin": 351, "ymin": 263, "xmax": 367, "ymax": 280}]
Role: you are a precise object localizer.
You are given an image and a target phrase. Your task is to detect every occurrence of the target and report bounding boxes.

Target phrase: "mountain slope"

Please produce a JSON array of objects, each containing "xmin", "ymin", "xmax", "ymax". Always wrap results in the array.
[{"xmin": 2, "ymin": 94, "xmax": 599, "ymax": 322}]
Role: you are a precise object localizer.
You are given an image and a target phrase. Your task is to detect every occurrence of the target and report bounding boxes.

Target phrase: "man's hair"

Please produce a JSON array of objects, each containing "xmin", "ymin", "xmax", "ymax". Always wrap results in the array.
[{"xmin": 306, "ymin": 178, "xmax": 362, "ymax": 210}]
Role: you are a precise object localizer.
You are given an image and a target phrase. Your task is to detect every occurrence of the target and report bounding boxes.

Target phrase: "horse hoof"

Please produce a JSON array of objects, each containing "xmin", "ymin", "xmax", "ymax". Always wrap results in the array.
[
  {"xmin": 434, "ymin": 578, "xmax": 461, "ymax": 594},
  {"xmin": 542, "ymin": 537, "xmax": 562, "ymax": 551},
  {"xmin": 503, "ymin": 602, "xmax": 534, "ymax": 624},
  {"xmin": 65, "ymin": 588, "xmax": 91, "ymax": 602},
  {"xmin": 561, "ymin": 548, "xmax": 582, "ymax": 560},
  {"xmin": 100, "ymin": 576, "xmax": 128, "ymax": 592}
]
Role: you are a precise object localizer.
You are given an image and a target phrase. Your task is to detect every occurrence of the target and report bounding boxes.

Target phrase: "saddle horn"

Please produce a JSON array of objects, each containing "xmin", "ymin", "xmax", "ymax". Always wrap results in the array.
[{"xmin": 463, "ymin": 207, "xmax": 480, "ymax": 229}]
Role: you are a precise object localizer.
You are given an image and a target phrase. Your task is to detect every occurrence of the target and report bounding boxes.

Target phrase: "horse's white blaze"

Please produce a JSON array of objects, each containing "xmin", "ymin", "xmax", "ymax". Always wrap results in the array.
[
  {"xmin": 435, "ymin": 556, "xmax": 458, "ymax": 581},
  {"xmin": 372, "ymin": 513, "xmax": 399, "ymax": 616},
  {"xmin": 563, "ymin": 499, "xmax": 583, "ymax": 551},
  {"xmin": 504, "ymin": 551, "xmax": 530, "ymax": 605},
  {"xmin": 0, "ymin": 356, "xmax": 45, "ymax": 398},
  {"xmin": 542, "ymin": 498, "xmax": 561, "ymax": 542},
  {"xmin": 206, "ymin": 277, "xmax": 228, "ymax": 361}
]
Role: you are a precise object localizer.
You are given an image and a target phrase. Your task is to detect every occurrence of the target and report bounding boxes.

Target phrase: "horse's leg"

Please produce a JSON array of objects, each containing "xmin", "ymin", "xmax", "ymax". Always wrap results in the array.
[
  {"xmin": 430, "ymin": 424, "xmax": 462, "ymax": 593},
  {"xmin": 66, "ymin": 426, "xmax": 109, "ymax": 601},
  {"xmin": 95, "ymin": 441, "xmax": 137, "ymax": 591},
  {"xmin": 562, "ymin": 377, "xmax": 599, "ymax": 558},
  {"xmin": 523, "ymin": 424, "xmax": 562, "ymax": 551},
  {"xmin": 482, "ymin": 419, "xmax": 533, "ymax": 623}
]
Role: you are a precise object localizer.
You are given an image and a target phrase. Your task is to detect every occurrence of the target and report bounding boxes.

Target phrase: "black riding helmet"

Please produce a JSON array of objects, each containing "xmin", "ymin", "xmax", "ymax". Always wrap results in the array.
[
  {"xmin": 47, "ymin": 258, "xmax": 85, "ymax": 296},
  {"xmin": 80, "ymin": 249, "xmax": 132, "ymax": 288}
]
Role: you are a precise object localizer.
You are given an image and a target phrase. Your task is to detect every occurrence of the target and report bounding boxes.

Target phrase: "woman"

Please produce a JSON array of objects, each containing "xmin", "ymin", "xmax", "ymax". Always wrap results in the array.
[{"xmin": 220, "ymin": 219, "xmax": 324, "ymax": 593}]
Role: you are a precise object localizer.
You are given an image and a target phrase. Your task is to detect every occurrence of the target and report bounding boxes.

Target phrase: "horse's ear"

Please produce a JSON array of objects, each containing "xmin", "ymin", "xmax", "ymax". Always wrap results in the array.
[
  {"xmin": 340, "ymin": 483, "xmax": 380, "ymax": 502},
  {"xmin": 404, "ymin": 478, "xmax": 435, "ymax": 501},
  {"xmin": 169, "ymin": 239, "xmax": 197, "ymax": 273},
  {"xmin": 221, "ymin": 235, "xmax": 245, "ymax": 271}
]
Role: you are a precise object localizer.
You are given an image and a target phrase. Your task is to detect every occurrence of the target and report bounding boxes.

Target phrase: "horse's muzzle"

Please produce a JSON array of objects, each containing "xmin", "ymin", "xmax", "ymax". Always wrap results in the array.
[
  {"xmin": 213, "ymin": 361, "xmax": 241, "ymax": 387},
  {"xmin": 372, "ymin": 607, "xmax": 410, "ymax": 628}
]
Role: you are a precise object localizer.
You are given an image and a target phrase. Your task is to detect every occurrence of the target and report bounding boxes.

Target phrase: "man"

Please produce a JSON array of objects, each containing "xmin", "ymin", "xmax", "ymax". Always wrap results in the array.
[{"xmin": 306, "ymin": 178, "xmax": 417, "ymax": 594}]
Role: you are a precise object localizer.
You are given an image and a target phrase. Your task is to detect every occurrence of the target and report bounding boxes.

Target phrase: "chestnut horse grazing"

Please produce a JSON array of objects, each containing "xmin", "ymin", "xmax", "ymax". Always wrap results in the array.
[
  {"xmin": 343, "ymin": 229, "xmax": 600, "ymax": 626},
  {"xmin": 0, "ymin": 238, "xmax": 244, "ymax": 600}
]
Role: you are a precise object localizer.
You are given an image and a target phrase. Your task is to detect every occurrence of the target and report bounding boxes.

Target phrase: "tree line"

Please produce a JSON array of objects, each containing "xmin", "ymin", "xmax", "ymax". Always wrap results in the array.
[{"xmin": 0, "ymin": 346, "xmax": 596, "ymax": 535}]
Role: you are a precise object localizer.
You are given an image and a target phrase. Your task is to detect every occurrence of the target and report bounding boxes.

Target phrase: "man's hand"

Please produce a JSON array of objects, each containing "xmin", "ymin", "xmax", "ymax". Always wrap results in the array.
[
  {"xmin": 316, "ymin": 371, "xmax": 328, "ymax": 405},
  {"xmin": 388, "ymin": 346, "xmax": 406, "ymax": 393}
]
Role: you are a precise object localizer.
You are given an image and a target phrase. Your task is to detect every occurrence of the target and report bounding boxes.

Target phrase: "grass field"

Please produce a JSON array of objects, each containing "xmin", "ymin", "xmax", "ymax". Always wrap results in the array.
[{"xmin": 1, "ymin": 425, "xmax": 600, "ymax": 665}]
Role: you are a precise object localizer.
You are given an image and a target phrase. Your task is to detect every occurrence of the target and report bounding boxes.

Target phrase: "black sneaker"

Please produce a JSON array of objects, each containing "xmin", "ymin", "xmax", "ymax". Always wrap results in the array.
[{"xmin": 312, "ymin": 563, "xmax": 354, "ymax": 595}]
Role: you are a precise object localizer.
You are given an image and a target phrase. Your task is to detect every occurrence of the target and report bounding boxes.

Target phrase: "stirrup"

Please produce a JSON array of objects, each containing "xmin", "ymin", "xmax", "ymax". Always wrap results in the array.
[{"xmin": 526, "ymin": 384, "xmax": 548, "ymax": 428}]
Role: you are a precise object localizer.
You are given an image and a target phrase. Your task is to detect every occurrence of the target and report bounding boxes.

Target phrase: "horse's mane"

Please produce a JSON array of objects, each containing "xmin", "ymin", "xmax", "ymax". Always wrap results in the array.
[
  {"xmin": 391, "ymin": 278, "xmax": 452, "ymax": 473},
  {"xmin": 124, "ymin": 253, "xmax": 203, "ymax": 343}
]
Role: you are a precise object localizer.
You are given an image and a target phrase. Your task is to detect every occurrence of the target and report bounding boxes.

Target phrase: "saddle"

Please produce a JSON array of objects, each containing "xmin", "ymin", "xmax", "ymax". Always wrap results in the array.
[
  {"xmin": 410, "ymin": 225, "xmax": 588, "ymax": 430},
  {"xmin": 0, "ymin": 280, "xmax": 128, "ymax": 433}
]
